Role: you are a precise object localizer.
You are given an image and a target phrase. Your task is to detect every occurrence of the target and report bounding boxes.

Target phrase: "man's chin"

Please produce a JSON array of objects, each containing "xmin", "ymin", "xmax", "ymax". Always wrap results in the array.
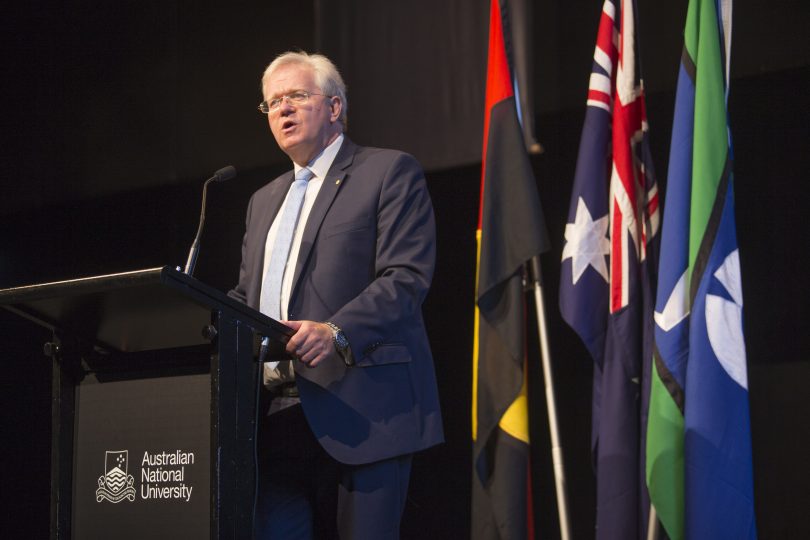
[
  {"xmin": 279, "ymin": 141, "xmax": 314, "ymax": 165},
  {"xmin": 277, "ymin": 138, "xmax": 301, "ymax": 154}
]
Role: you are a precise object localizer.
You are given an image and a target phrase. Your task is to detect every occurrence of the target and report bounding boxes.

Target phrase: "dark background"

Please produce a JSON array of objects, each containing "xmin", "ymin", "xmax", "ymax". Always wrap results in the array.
[{"xmin": 1, "ymin": 1, "xmax": 808, "ymax": 538}]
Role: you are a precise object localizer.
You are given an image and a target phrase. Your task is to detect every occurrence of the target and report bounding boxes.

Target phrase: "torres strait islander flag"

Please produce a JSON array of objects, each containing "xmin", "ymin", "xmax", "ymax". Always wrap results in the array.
[
  {"xmin": 646, "ymin": 0, "xmax": 757, "ymax": 538},
  {"xmin": 471, "ymin": 1, "xmax": 549, "ymax": 538},
  {"xmin": 559, "ymin": 0, "xmax": 660, "ymax": 538}
]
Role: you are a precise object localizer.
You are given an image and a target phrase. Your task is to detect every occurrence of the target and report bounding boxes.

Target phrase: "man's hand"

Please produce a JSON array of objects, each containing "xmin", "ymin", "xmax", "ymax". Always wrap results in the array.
[{"xmin": 283, "ymin": 320, "xmax": 337, "ymax": 368}]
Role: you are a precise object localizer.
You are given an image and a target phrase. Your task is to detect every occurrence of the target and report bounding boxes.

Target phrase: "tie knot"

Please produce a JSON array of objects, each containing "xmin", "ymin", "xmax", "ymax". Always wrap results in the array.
[{"xmin": 296, "ymin": 167, "xmax": 314, "ymax": 183}]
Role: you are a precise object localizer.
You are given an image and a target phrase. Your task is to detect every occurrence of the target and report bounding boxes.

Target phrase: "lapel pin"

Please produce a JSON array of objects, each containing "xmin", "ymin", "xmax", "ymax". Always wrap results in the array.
[{"xmin": 335, "ymin": 178, "xmax": 342, "ymax": 185}]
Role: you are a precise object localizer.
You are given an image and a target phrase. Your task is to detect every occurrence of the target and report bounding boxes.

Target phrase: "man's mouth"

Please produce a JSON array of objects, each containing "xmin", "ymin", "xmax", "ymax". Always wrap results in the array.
[{"xmin": 280, "ymin": 119, "xmax": 296, "ymax": 133}]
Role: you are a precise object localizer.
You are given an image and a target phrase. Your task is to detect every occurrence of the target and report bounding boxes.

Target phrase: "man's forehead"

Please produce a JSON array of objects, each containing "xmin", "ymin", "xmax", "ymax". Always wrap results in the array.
[{"xmin": 267, "ymin": 64, "xmax": 316, "ymax": 92}]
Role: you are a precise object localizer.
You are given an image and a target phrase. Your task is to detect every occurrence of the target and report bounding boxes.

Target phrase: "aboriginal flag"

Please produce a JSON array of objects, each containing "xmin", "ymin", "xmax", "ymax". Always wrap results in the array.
[{"xmin": 471, "ymin": 1, "xmax": 549, "ymax": 538}]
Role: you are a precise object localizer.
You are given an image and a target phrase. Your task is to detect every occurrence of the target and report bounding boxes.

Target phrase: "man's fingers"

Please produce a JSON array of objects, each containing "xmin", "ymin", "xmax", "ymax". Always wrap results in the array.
[
  {"xmin": 297, "ymin": 336, "xmax": 332, "ymax": 367},
  {"xmin": 285, "ymin": 322, "xmax": 311, "ymax": 354},
  {"xmin": 281, "ymin": 320, "xmax": 333, "ymax": 366},
  {"xmin": 283, "ymin": 319, "xmax": 303, "ymax": 331}
]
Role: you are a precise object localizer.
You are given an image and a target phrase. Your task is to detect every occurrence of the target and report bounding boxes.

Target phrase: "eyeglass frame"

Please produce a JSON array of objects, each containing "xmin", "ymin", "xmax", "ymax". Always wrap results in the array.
[{"xmin": 257, "ymin": 90, "xmax": 334, "ymax": 114}]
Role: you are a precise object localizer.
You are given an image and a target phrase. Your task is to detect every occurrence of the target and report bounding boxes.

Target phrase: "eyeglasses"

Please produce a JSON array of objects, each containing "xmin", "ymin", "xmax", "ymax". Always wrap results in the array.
[{"xmin": 257, "ymin": 91, "xmax": 332, "ymax": 113}]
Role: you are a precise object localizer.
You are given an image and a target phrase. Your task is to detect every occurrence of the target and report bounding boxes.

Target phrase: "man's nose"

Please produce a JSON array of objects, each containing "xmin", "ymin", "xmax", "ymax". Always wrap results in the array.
[{"xmin": 279, "ymin": 98, "xmax": 295, "ymax": 113}]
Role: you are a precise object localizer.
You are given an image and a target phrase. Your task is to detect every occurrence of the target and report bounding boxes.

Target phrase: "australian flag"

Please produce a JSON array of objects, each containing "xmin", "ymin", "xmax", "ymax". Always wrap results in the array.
[{"xmin": 559, "ymin": 0, "xmax": 660, "ymax": 538}]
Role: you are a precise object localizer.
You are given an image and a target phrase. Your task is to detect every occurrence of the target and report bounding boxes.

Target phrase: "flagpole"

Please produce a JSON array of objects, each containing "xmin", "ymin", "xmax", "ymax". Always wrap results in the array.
[
  {"xmin": 528, "ymin": 255, "xmax": 571, "ymax": 540},
  {"xmin": 647, "ymin": 506, "xmax": 661, "ymax": 540}
]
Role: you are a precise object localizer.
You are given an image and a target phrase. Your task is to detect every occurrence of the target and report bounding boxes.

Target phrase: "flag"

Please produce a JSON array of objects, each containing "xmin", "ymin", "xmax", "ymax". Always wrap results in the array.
[
  {"xmin": 646, "ymin": 0, "xmax": 757, "ymax": 538},
  {"xmin": 559, "ymin": 0, "xmax": 660, "ymax": 538},
  {"xmin": 472, "ymin": 0, "xmax": 549, "ymax": 538}
]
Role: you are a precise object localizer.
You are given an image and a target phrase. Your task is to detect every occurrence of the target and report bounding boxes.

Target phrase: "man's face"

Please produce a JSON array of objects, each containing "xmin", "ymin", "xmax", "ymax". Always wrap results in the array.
[{"xmin": 264, "ymin": 64, "xmax": 341, "ymax": 166}]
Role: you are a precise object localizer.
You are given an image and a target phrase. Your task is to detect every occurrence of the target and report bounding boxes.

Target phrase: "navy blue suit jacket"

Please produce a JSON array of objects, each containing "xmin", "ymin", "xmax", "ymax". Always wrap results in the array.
[{"xmin": 229, "ymin": 138, "xmax": 443, "ymax": 465}]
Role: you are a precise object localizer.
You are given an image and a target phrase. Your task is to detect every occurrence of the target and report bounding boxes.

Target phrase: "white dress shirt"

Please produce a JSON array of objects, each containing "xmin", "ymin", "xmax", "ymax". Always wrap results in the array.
[{"xmin": 261, "ymin": 134, "xmax": 344, "ymax": 386}]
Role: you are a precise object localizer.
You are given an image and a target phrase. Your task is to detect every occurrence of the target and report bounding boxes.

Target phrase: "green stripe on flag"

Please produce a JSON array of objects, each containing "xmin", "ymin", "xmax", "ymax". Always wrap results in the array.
[
  {"xmin": 647, "ymin": 354, "xmax": 685, "ymax": 540},
  {"xmin": 688, "ymin": 0, "xmax": 728, "ymax": 286}
]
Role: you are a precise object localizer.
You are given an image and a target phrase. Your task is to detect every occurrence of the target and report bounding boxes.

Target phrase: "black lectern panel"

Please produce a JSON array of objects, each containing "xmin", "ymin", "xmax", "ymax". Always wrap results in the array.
[{"xmin": 72, "ymin": 373, "xmax": 211, "ymax": 539}]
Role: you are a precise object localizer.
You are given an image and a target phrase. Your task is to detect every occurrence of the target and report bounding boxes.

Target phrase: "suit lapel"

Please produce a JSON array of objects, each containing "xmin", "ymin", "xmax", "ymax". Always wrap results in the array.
[{"xmin": 289, "ymin": 138, "xmax": 357, "ymax": 304}]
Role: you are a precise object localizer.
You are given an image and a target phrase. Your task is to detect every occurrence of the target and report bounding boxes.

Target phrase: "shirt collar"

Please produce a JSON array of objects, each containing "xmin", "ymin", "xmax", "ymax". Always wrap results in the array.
[{"xmin": 293, "ymin": 134, "xmax": 344, "ymax": 181}]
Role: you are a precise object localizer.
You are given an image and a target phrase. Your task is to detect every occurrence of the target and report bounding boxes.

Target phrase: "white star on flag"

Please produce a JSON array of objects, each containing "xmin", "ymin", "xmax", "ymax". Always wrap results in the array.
[{"xmin": 562, "ymin": 197, "xmax": 610, "ymax": 284}]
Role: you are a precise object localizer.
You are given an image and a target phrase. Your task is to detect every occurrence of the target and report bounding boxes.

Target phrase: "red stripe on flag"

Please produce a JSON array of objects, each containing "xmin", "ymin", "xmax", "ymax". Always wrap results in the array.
[
  {"xmin": 612, "ymin": 100, "xmax": 641, "ymax": 212},
  {"xmin": 479, "ymin": 0, "xmax": 514, "ymax": 230},
  {"xmin": 611, "ymin": 199, "xmax": 623, "ymax": 312},
  {"xmin": 648, "ymin": 192, "xmax": 659, "ymax": 218},
  {"xmin": 596, "ymin": 8, "xmax": 617, "ymax": 63},
  {"xmin": 588, "ymin": 89, "xmax": 611, "ymax": 106}
]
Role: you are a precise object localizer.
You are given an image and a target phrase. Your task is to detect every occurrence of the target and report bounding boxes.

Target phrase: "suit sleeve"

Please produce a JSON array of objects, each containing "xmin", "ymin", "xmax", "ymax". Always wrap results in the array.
[{"xmin": 329, "ymin": 153, "xmax": 436, "ymax": 363}]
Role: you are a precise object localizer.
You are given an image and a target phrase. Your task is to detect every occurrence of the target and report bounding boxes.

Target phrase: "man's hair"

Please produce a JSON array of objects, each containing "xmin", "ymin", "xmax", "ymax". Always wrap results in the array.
[{"xmin": 262, "ymin": 51, "xmax": 348, "ymax": 130}]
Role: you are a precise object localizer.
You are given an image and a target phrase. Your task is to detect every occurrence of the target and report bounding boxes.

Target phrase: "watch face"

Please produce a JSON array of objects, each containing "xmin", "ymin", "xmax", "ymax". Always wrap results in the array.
[
  {"xmin": 335, "ymin": 331, "xmax": 349, "ymax": 351},
  {"xmin": 326, "ymin": 322, "xmax": 349, "ymax": 352}
]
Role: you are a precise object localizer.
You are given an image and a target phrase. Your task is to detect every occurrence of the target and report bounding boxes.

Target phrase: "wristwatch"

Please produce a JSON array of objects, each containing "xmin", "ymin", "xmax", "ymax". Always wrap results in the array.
[{"xmin": 324, "ymin": 321, "xmax": 352, "ymax": 364}]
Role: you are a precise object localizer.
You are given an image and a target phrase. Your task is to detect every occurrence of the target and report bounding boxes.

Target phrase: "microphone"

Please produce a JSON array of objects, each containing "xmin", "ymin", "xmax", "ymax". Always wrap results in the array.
[
  {"xmin": 211, "ymin": 165, "xmax": 236, "ymax": 183},
  {"xmin": 183, "ymin": 166, "xmax": 237, "ymax": 275}
]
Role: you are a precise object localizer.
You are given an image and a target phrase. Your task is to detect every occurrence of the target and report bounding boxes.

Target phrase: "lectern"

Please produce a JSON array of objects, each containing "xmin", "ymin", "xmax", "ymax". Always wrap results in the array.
[{"xmin": 0, "ymin": 266, "xmax": 291, "ymax": 540}]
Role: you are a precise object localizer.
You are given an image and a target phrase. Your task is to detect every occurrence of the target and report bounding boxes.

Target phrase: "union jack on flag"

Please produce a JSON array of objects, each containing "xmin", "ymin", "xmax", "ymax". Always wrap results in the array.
[{"xmin": 559, "ymin": 0, "xmax": 660, "ymax": 538}]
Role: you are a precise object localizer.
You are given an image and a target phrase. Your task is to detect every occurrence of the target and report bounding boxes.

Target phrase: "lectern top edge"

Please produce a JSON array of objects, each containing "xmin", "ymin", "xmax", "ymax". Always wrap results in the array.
[
  {"xmin": 0, "ymin": 265, "xmax": 292, "ymax": 353},
  {"xmin": 0, "ymin": 267, "xmax": 166, "ymax": 303}
]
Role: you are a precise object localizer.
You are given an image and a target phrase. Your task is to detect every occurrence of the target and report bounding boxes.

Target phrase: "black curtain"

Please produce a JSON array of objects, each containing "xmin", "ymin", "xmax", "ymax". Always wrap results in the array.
[{"xmin": 315, "ymin": 0, "xmax": 489, "ymax": 170}]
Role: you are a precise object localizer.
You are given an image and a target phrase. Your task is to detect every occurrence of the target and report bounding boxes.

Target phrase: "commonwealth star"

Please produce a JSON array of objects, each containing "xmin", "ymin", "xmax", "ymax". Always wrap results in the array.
[{"xmin": 561, "ymin": 197, "xmax": 610, "ymax": 285}]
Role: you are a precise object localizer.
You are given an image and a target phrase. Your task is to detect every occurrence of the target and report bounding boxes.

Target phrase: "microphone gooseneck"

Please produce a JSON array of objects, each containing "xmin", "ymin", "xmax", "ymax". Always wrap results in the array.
[{"xmin": 184, "ymin": 165, "xmax": 237, "ymax": 275}]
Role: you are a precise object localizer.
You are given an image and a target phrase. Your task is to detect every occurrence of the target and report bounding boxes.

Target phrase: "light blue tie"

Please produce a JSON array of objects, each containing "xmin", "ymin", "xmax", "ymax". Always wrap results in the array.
[{"xmin": 260, "ymin": 167, "xmax": 313, "ymax": 320}]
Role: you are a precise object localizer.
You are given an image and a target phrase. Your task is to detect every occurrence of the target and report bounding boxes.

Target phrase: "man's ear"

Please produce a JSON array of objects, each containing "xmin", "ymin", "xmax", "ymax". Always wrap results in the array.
[{"xmin": 329, "ymin": 96, "xmax": 342, "ymax": 123}]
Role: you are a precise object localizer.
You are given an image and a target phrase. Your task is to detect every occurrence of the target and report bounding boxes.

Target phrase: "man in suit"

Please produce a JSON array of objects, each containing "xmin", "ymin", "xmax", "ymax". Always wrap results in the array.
[{"xmin": 228, "ymin": 51, "xmax": 443, "ymax": 539}]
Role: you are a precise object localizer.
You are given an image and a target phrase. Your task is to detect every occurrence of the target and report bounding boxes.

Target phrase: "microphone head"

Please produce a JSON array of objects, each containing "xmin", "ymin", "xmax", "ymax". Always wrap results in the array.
[{"xmin": 213, "ymin": 165, "xmax": 237, "ymax": 182}]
